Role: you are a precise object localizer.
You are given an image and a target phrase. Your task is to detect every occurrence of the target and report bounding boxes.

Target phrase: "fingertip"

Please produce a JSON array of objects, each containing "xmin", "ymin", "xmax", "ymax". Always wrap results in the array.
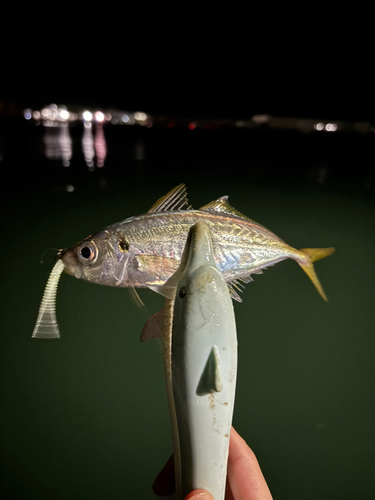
[
  {"xmin": 228, "ymin": 427, "xmax": 273, "ymax": 499},
  {"xmin": 184, "ymin": 488, "xmax": 214, "ymax": 500}
]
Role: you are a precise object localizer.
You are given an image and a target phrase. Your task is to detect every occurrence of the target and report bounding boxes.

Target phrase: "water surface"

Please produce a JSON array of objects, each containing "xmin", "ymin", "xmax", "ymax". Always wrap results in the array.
[{"xmin": 1, "ymin": 118, "xmax": 374, "ymax": 499}]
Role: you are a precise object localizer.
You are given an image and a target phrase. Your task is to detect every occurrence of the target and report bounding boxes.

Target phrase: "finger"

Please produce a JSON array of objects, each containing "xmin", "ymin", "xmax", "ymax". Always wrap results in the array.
[
  {"xmin": 184, "ymin": 489, "xmax": 214, "ymax": 500},
  {"xmin": 151, "ymin": 453, "xmax": 175, "ymax": 497},
  {"xmin": 227, "ymin": 427, "xmax": 273, "ymax": 500},
  {"xmin": 225, "ymin": 475, "xmax": 235, "ymax": 500}
]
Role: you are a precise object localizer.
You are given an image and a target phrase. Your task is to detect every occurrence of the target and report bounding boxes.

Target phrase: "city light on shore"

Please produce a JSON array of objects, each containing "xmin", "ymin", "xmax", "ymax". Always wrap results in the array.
[{"xmin": 22, "ymin": 104, "xmax": 374, "ymax": 136}]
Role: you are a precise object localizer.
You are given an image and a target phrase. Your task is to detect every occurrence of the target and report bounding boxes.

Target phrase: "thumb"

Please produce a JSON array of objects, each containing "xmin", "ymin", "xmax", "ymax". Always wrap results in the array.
[{"xmin": 184, "ymin": 489, "xmax": 214, "ymax": 500}]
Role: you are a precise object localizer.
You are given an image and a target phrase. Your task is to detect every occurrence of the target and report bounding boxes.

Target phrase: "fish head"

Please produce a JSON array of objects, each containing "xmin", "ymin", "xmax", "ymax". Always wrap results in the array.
[{"xmin": 58, "ymin": 230, "xmax": 131, "ymax": 286}]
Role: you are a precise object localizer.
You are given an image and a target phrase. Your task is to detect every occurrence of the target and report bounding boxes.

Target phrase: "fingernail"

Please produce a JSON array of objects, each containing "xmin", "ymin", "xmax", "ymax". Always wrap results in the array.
[{"xmin": 189, "ymin": 491, "xmax": 213, "ymax": 500}]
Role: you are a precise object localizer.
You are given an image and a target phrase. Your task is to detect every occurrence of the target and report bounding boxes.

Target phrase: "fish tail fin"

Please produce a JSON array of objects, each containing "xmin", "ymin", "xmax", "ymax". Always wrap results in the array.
[{"xmin": 297, "ymin": 247, "xmax": 335, "ymax": 301}]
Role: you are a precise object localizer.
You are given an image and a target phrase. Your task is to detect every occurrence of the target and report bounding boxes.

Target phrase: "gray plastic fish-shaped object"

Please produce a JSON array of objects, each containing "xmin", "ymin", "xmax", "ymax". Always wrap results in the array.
[
  {"xmin": 172, "ymin": 222, "xmax": 237, "ymax": 499},
  {"xmin": 140, "ymin": 222, "xmax": 238, "ymax": 499}
]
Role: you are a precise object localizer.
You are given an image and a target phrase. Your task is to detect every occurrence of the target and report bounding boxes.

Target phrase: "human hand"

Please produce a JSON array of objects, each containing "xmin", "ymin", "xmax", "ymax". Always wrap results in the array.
[{"xmin": 152, "ymin": 426, "xmax": 273, "ymax": 499}]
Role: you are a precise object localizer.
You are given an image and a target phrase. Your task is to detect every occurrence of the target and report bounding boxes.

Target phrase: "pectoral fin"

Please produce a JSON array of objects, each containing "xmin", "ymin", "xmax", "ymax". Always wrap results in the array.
[
  {"xmin": 135, "ymin": 255, "xmax": 180, "ymax": 281},
  {"xmin": 148, "ymin": 284, "xmax": 177, "ymax": 299},
  {"xmin": 196, "ymin": 345, "xmax": 223, "ymax": 396}
]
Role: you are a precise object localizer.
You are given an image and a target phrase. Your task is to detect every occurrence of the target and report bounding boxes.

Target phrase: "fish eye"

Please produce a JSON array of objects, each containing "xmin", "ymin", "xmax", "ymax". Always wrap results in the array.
[
  {"xmin": 78, "ymin": 242, "xmax": 98, "ymax": 264},
  {"xmin": 179, "ymin": 287, "xmax": 187, "ymax": 299},
  {"xmin": 81, "ymin": 247, "xmax": 91, "ymax": 259}
]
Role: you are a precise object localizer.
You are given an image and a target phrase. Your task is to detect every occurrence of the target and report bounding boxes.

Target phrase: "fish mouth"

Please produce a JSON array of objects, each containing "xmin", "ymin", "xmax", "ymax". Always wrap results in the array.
[
  {"xmin": 57, "ymin": 247, "xmax": 83, "ymax": 279},
  {"xmin": 55, "ymin": 249, "xmax": 64, "ymax": 261}
]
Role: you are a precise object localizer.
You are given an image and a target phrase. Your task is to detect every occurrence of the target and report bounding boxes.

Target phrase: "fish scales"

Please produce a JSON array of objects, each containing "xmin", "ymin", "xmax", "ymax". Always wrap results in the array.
[
  {"xmin": 112, "ymin": 211, "xmax": 276, "ymax": 280},
  {"xmin": 58, "ymin": 184, "xmax": 335, "ymax": 302}
]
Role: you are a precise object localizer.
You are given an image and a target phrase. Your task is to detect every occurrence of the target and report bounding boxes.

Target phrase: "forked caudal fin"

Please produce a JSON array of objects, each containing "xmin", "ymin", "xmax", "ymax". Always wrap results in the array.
[{"xmin": 298, "ymin": 247, "xmax": 335, "ymax": 301}]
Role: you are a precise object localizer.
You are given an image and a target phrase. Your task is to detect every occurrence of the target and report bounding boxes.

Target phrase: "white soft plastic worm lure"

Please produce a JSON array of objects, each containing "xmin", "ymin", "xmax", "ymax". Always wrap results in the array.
[
  {"xmin": 32, "ymin": 259, "xmax": 65, "ymax": 338},
  {"xmin": 142, "ymin": 222, "xmax": 237, "ymax": 499}
]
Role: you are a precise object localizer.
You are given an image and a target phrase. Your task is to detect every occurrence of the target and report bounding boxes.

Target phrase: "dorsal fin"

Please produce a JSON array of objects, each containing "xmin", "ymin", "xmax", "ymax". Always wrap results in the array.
[
  {"xmin": 147, "ymin": 183, "xmax": 192, "ymax": 213},
  {"xmin": 199, "ymin": 196, "xmax": 260, "ymax": 225}
]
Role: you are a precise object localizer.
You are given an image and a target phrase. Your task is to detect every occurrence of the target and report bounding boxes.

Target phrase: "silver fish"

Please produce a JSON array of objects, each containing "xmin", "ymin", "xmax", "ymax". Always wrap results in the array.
[
  {"xmin": 32, "ymin": 184, "xmax": 334, "ymax": 338},
  {"xmin": 59, "ymin": 183, "xmax": 334, "ymax": 302}
]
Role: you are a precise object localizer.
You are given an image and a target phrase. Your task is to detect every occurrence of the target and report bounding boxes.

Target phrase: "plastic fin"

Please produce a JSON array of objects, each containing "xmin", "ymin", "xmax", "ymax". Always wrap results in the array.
[
  {"xmin": 147, "ymin": 184, "xmax": 192, "ymax": 213},
  {"xmin": 32, "ymin": 259, "xmax": 65, "ymax": 339},
  {"xmin": 196, "ymin": 345, "xmax": 223, "ymax": 396},
  {"xmin": 140, "ymin": 309, "xmax": 164, "ymax": 342}
]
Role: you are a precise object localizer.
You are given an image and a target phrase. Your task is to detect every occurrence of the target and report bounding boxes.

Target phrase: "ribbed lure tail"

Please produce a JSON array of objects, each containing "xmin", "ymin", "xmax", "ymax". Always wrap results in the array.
[
  {"xmin": 298, "ymin": 247, "xmax": 335, "ymax": 301},
  {"xmin": 32, "ymin": 259, "xmax": 65, "ymax": 338}
]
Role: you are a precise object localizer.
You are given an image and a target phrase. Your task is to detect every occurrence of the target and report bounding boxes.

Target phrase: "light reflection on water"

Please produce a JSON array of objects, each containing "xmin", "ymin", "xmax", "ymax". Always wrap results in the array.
[
  {"xmin": 43, "ymin": 120, "xmax": 108, "ymax": 169},
  {"xmin": 2, "ymin": 107, "xmax": 375, "ymax": 196},
  {"xmin": 17, "ymin": 103, "xmax": 375, "ymax": 188},
  {"xmin": 82, "ymin": 122, "xmax": 95, "ymax": 168},
  {"xmin": 43, "ymin": 123, "xmax": 72, "ymax": 166},
  {"xmin": 94, "ymin": 123, "xmax": 107, "ymax": 168}
]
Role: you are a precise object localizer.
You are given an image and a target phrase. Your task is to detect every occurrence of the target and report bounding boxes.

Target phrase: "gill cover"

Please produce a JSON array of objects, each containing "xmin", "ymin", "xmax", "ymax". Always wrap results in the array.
[{"xmin": 32, "ymin": 259, "xmax": 65, "ymax": 339}]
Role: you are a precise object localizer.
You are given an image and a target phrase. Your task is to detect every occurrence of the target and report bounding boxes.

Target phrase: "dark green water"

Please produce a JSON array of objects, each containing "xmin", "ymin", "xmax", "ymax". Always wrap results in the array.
[{"xmin": 1, "ymin": 119, "xmax": 374, "ymax": 499}]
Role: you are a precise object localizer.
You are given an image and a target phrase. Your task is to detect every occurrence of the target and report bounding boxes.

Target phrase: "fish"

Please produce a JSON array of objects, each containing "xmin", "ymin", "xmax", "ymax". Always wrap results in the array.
[
  {"xmin": 32, "ymin": 183, "xmax": 334, "ymax": 338},
  {"xmin": 141, "ymin": 221, "xmax": 238, "ymax": 499},
  {"xmin": 59, "ymin": 183, "xmax": 334, "ymax": 301}
]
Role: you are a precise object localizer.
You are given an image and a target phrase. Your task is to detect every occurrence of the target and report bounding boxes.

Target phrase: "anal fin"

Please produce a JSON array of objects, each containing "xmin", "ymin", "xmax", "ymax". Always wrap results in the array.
[{"xmin": 227, "ymin": 273, "xmax": 258, "ymax": 301}]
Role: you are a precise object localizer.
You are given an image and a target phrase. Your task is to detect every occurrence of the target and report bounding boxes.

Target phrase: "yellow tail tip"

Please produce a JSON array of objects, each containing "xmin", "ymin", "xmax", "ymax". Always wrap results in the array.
[
  {"xmin": 300, "ymin": 247, "xmax": 335, "ymax": 262},
  {"xmin": 298, "ymin": 247, "xmax": 335, "ymax": 301}
]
